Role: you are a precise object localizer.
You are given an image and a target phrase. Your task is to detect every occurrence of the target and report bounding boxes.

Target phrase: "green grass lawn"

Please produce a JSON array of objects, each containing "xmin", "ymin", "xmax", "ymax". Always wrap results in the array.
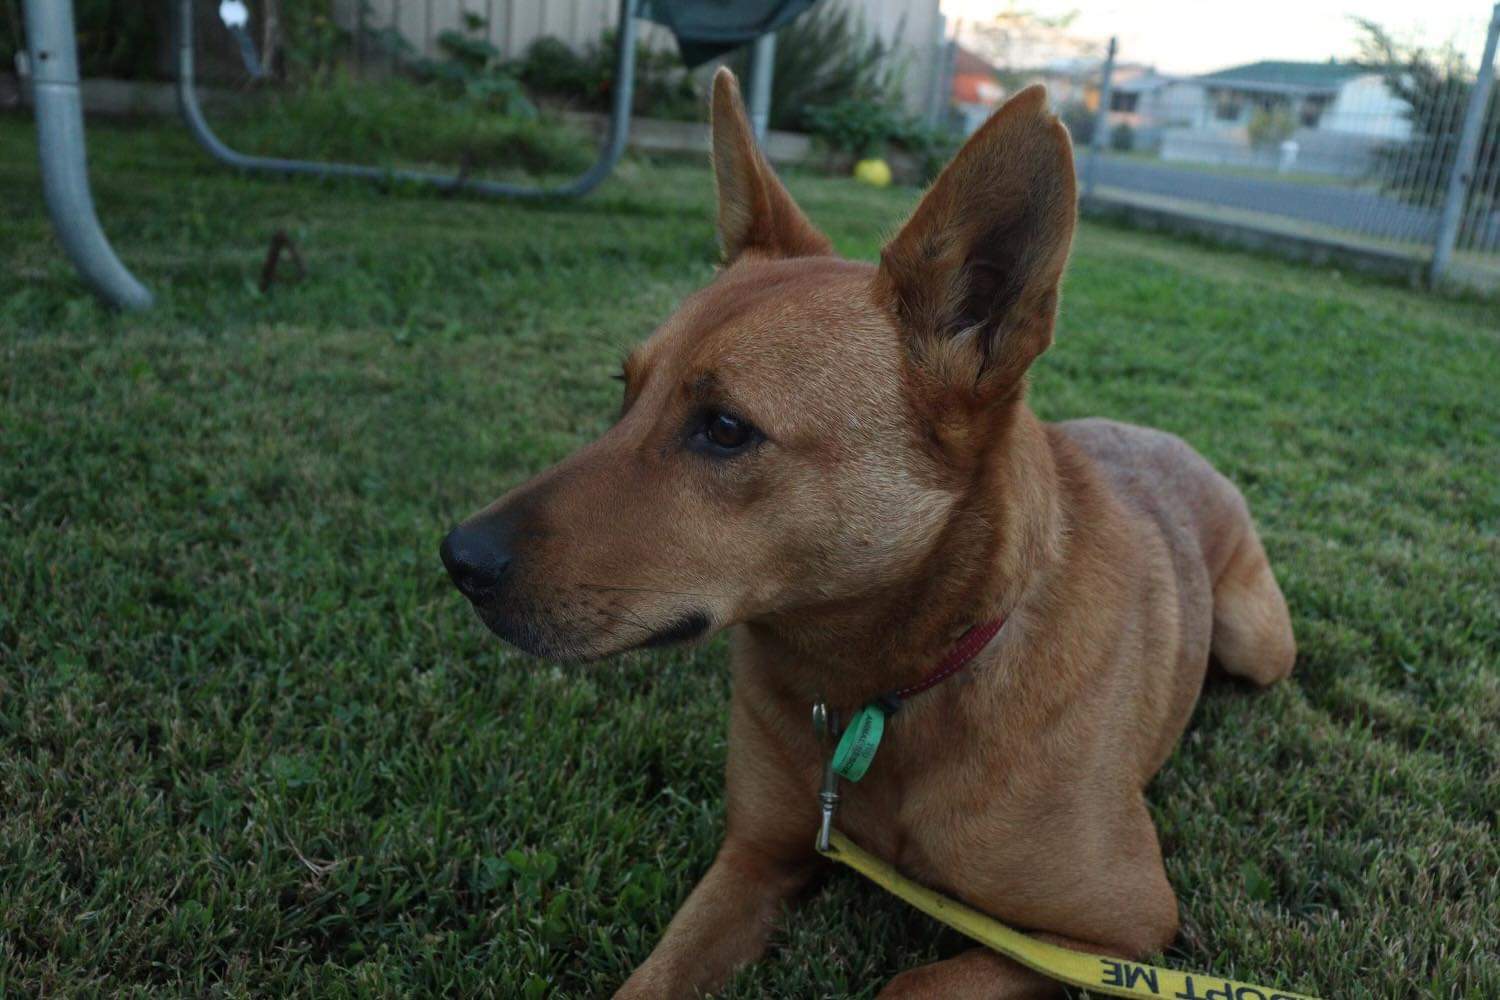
[{"xmin": 2, "ymin": 114, "xmax": 1497, "ymax": 999}]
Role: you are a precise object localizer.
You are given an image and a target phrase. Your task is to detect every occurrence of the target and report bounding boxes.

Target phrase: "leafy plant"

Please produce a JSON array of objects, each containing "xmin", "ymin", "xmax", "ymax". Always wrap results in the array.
[
  {"xmin": 0, "ymin": 0, "xmax": 166, "ymax": 80},
  {"xmin": 514, "ymin": 36, "xmax": 604, "ymax": 101},
  {"xmin": 1357, "ymin": 17, "xmax": 1500, "ymax": 244},
  {"xmin": 804, "ymin": 99, "xmax": 904, "ymax": 158},
  {"xmin": 408, "ymin": 21, "xmax": 536, "ymax": 120},
  {"xmin": 1109, "ymin": 121, "xmax": 1135, "ymax": 152},
  {"xmin": 894, "ymin": 117, "xmax": 961, "ymax": 181},
  {"xmin": 1058, "ymin": 100, "xmax": 1096, "ymax": 146},
  {"xmin": 514, "ymin": 31, "xmax": 700, "ymax": 121},
  {"xmin": 277, "ymin": 0, "xmax": 349, "ymax": 82},
  {"xmin": 1247, "ymin": 106, "xmax": 1295, "ymax": 149},
  {"xmin": 805, "ymin": 99, "xmax": 960, "ymax": 183},
  {"xmin": 221, "ymin": 74, "xmax": 590, "ymax": 175},
  {"xmin": 727, "ymin": 3, "xmax": 902, "ymax": 132}
]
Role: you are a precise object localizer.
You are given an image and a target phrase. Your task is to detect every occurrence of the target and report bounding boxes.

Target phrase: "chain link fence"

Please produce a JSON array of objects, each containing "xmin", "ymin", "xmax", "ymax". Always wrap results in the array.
[{"xmin": 1077, "ymin": 5, "xmax": 1500, "ymax": 289}]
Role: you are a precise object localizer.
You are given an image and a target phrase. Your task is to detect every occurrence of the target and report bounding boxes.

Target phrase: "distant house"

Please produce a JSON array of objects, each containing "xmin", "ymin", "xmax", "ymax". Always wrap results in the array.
[
  {"xmin": 1108, "ymin": 71, "xmax": 1197, "ymax": 122},
  {"xmin": 1103, "ymin": 70, "xmax": 1204, "ymax": 149},
  {"xmin": 1022, "ymin": 56, "xmax": 1152, "ymax": 111},
  {"xmin": 1129, "ymin": 60, "xmax": 1414, "ymax": 176},
  {"xmin": 951, "ymin": 44, "xmax": 1005, "ymax": 133},
  {"xmin": 1188, "ymin": 60, "xmax": 1410, "ymax": 139},
  {"xmin": 1023, "ymin": 57, "xmax": 1103, "ymax": 108}
]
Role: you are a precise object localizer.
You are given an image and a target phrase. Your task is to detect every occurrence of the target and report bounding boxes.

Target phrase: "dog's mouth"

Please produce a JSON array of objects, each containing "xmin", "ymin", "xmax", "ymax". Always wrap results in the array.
[
  {"xmin": 441, "ymin": 519, "xmax": 719, "ymax": 660},
  {"xmin": 468, "ymin": 600, "xmax": 713, "ymax": 662},
  {"xmin": 625, "ymin": 609, "xmax": 712, "ymax": 651}
]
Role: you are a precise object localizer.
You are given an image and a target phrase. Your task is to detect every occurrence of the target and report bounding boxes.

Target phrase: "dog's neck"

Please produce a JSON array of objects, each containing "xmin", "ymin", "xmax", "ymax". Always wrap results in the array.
[{"xmin": 742, "ymin": 402, "xmax": 1065, "ymax": 708}]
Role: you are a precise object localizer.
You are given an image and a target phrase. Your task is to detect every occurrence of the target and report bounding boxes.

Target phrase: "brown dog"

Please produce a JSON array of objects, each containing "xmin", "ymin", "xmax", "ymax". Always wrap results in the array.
[{"xmin": 440, "ymin": 69, "xmax": 1296, "ymax": 998}]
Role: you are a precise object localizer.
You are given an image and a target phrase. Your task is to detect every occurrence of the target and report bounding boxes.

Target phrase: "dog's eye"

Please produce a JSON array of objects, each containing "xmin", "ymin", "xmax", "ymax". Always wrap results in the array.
[
  {"xmin": 707, "ymin": 413, "xmax": 751, "ymax": 448},
  {"xmin": 694, "ymin": 410, "xmax": 758, "ymax": 455}
]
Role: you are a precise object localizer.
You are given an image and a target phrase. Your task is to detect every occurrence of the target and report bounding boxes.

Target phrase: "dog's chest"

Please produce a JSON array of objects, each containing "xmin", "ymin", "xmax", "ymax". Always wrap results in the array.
[{"xmin": 834, "ymin": 750, "xmax": 1008, "ymax": 888}]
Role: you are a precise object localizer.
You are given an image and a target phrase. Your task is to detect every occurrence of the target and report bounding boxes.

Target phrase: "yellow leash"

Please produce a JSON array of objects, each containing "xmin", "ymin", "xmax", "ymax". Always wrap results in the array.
[{"xmin": 819, "ymin": 830, "xmax": 1323, "ymax": 1000}]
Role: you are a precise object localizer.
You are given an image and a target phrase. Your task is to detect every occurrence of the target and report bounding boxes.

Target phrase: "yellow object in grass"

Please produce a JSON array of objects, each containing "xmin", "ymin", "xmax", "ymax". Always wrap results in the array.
[{"xmin": 853, "ymin": 158, "xmax": 892, "ymax": 187}]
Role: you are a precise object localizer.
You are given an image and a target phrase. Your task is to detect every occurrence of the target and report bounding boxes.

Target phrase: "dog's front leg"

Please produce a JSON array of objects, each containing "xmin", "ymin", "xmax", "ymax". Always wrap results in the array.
[
  {"xmin": 617, "ymin": 680, "xmax": 822, "ymax": 998},
  {"xmin": 614, "ymin": 837, "xmax": 816, "ymax": 999},
  {"xmin": 877, "ymin": 947, "xmax": 1062, "ymax": 999}
]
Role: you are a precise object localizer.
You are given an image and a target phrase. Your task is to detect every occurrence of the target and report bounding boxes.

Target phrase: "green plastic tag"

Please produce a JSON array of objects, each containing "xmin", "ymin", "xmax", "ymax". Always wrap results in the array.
[{"xmin": 832, "ymin": 704, "xmax": 887, "ymax": 782}]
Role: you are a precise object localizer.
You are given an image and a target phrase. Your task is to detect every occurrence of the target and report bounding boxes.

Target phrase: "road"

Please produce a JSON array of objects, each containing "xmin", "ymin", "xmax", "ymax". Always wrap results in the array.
[{"xmin": 1088, "ymin": 157, "xmax": 1447, "ymax": 246}]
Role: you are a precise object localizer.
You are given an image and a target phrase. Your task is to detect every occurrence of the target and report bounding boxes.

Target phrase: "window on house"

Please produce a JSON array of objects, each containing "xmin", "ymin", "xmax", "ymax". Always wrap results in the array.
[
  {"xmin": 1214, "ymin": 94, "xmax": 1242, "ymax": 121},
  {"xmin": 1110, "ymin": 91, "xmax": 1139, "ymax": 112},
  {"xmin": 1300, "ymin": 96, "xmax": 1328, "ymax": 128}
]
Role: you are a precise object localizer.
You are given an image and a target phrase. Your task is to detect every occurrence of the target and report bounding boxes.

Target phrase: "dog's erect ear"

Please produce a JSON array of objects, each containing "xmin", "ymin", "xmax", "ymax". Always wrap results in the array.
[
  {"xmin": 711, "ymin": 67, "xmax": 832, "ymax": 263},
  {"xmin": 875, "ymin": 85, "xmax": 1076, "ymax": 400}
]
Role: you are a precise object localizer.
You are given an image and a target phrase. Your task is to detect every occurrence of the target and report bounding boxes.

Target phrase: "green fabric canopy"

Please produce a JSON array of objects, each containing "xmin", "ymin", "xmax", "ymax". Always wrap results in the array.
[{"xmin": 642, "ymin": 0, "xmax": 821, "ymax": 66}]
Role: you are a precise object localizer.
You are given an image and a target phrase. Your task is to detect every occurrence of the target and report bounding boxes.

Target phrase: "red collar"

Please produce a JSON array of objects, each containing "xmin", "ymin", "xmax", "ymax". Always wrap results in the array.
[{"xmin": 884, "ymin": 616, "xmax": 1005, "ymax": 706}]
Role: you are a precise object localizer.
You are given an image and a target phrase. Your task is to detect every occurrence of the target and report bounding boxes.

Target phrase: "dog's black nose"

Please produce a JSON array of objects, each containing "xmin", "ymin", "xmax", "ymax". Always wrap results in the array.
[{"xmin": 440, "ymin": 519, "xmax": 513, "ymax": 601}]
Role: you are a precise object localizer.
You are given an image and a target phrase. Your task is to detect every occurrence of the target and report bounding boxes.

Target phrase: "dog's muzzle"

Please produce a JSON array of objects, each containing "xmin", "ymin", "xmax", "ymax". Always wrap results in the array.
[{"xmin": 439, "ymin": 516, "xmax": 515, "ymax": 604}]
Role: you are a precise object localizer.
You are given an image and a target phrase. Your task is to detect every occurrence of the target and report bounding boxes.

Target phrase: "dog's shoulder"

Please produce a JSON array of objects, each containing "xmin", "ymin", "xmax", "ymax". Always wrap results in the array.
[
  {"xmin": 1051, "ymin": 417, "xmax": 1250, "ymax": 574},
  {"xmin": 1052, "ymin": 418, "xmax": 1212, "ymax": 486}
]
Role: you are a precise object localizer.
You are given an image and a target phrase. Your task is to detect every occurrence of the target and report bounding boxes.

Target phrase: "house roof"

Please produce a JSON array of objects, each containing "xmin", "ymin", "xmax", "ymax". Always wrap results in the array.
[
  {"xmin": 953, "ymin": 44, "xmax": 999, "ymax": 79},
  {"xmin": 1113, "ymin": 70, "xmax": 1185, "ymax": 94},
  {"xmin": 1196, "ymin": 60, "xmax": 1369, "ymax": 93},
  {"xmin": 1034, "ymin": 57, "xmax": 1152, "ymax": 79}
]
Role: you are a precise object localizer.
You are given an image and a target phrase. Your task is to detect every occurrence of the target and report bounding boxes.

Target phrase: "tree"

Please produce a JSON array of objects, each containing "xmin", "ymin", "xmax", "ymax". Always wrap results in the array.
[
  {"xmin": 1356, "ymin": 17, "xmax": 1499, "ymax": 242},
  {"xmin": 963, "ymin": 5, "xmax": 1093, "ymax": 73},
  {"xmin": 726, "ymin": 4, "xmax": 899, "ymax": 133}
]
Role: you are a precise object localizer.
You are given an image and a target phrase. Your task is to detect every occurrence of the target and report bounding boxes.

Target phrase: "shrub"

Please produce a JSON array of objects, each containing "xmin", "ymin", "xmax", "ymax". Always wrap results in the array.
[
  {"xmin": 1, "ymin": 0, "xmax": 166, "ymax": 80},
  {"xmin": 278, "ymin": 0, "xmax": 350, "ymax": 82},
  {"xmin": 407, "ymin": 18, "xmax": 536, "ymax": 121},
  {"xmin": 220, "ymin": 74, "xmax": 593, "ymax": 176},
  {"xmin": 1109, "ymin": 122, "xmax": 1134, "ymax": 152},
  {"xmin": 1357, "ymin": 17, "xmax": 1500, "ymax": 240},
  {"xmin": 514, "ymin": 36, "xmax": 603, "ymax": 101},
  {"xmin": 893, "ymin": 117, "xmax": 962, "ymax": 182},
  {"xmin": 805, "ymin": 99, "xmax": 960, "ymax": 183},
  {"xmin": 263, "ymin": 14, "xmax": 585, "ymax": 175},
  {"xmin": 0, "ymin": 0, "xmax": 401, "ymax": 85},
  {"xmin": 804, "ymin": 100, "xmax": 903, "ymax": 159},
  {"xmin": 1058, "ymin": 101, "xmax": 1096, "ymax": 146},
  {"xmin": 727, "ymin": 4, "xmax": 901, "ymax": 132},
  {"xmin": 1247, "ymin": 106, "xmax": 1295, "ymax": 148},
  {"xmin": 514, "ymin": 32, "xmax": 700, "ymax": 121}
]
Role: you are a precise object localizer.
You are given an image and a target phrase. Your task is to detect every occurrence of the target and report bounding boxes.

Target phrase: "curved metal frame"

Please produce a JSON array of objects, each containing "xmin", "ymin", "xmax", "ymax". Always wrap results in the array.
[
  {"xmin": 23, "ymin": 0, "xmax": 153, "ymax": 309},
  {"xmin": 174, "ymin": 0, "xmax": 640, "ymax": 200}
]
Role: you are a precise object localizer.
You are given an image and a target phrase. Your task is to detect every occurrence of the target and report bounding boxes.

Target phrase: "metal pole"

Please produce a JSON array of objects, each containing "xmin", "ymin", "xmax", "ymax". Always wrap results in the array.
[
  {"xmin": 354, "ymin": 0, "xmax": 365, "ymax": 74},
  {"xmin": 748, "ymin": 31, "xmax": 776, "ymax": 144},
  {"xmin": 175, "ymin": 0, "xmax": 639, "ymax": 200},
  {"xmin": 923, "ymin": 12, "xmax": 946, "ymax": 126},
  {"xmin": 1082, "ymin": 36, "xmax": 1117, "ymax": 200},
  {"xmin": 1431, "ymin": 3, "xmax": 1500, "ymax": 284},
  {"xmin": 22, "ymin": 0, "xmax": 153, "ymax": 309},
  {"xmin": 936, "ymin": 37, "xmax": 957, "ymax": 131}
]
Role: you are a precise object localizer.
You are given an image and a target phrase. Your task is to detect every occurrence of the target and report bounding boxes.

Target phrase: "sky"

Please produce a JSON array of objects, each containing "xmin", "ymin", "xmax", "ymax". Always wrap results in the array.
[{"xmin": 939, "ymin": 0, "xmax": 1496, "ymax": 75}]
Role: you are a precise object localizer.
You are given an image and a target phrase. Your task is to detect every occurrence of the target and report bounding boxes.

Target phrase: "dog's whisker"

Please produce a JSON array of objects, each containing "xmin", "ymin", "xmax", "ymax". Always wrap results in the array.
[
  {"xmin": 600, "ymin": 599, "xmax": 654, "ymax": 632},
  {"xmin": 575, "ymin": 582, "xmax": 729, "ymax": 600},
  {"xmin": 592, "ymin": 597, "xmax": 656, "ymax": 632},
  {"xmin": 593, "ymin": 608, "xmax": 655, "ymax": 635}
]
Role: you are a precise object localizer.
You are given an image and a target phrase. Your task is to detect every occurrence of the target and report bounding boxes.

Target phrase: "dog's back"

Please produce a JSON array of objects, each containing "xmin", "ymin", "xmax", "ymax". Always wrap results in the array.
[{"xmin": 1058, "ymin": 417, "xmax": 1296, "ymax": 766}]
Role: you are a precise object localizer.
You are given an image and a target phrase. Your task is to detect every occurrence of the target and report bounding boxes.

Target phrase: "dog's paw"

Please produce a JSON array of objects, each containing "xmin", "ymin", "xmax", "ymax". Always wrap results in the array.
[{"xmin": 876, "ymin": 949, "xmax": 1061, "ymax": 999}]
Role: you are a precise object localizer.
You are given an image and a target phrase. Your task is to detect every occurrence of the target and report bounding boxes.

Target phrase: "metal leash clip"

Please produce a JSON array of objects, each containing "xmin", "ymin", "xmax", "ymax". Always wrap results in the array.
[{"xmin": 812, "ymin": 701, "xmax": 841, "ymax": 852}]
